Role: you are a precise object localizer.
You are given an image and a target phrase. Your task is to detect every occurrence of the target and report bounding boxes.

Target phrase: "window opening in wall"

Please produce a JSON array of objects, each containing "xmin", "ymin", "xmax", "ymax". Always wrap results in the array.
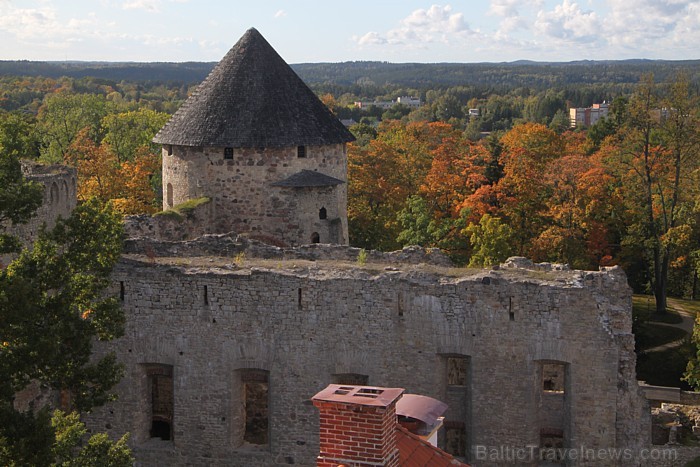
[
  {"xmin": 166, "ymin": 183, "xmax": 173, "ymax": 208},
  {"xmin": 166, "ymin": 145, "xmax": 173, "ymax": 156},
  {"xmin": 146, "ymin": 365, "xmax": 173, "ymax": 441},
  {"xmin": 298, "ymin": 288, "xmax": 302, "ymax": 309},
  {"xmin": 241, "ymin": 369, "xmax": 269, "ymax": 445},
  {"xmin": 224, "ymin": 147, "xmax": 234, "ymax": 159},
  {"xmin": 542, "ymin": 362, "xmax": 566, "ymax": 393},
  {"xmin": 447, "ymin": 356, "xmax": 467, "ymax": 386},
  {"xmin": 50, "ymin": 182, "xmax": 59, "ymax": 204},
  {"xmin": 311, "ymin": 232, "xmax": 320, "ymax": 243},
  {"xmin": 331, "ymin": 373, "xmax": 369, "ymax": 386},
  {"xmin": 119, "ymin": 281, "xmax": 125, "ymax": 301},
  {"xmin": 204, "ymin": 285, "xmax": 209, "ymax": 305},
  {"xmin": 540, "ymin": 429, "xmax": 565, "ymax": 461},
  {"xmin": 297, "ymin": 145, "xmax": 306, "ymax": 158},
  {"xmin": 319, "ymin": 207, "xmax": 327, "ymax": 220},
  {"xmin": 444, "ymin": 421, "xmax": 466, "ymax": 458}
]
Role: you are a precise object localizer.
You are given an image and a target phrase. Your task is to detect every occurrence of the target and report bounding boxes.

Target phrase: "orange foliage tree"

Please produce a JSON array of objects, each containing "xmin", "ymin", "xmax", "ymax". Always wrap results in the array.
[{"xmin": 65, "ymin": 129, "xmax": 160, "ymax": 215}]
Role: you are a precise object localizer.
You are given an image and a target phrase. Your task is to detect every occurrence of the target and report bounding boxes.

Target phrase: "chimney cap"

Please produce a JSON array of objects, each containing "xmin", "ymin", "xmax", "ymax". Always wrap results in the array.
[{"xmin": 312, "ymin": 384, "xmax": 404, "ymax": 407}]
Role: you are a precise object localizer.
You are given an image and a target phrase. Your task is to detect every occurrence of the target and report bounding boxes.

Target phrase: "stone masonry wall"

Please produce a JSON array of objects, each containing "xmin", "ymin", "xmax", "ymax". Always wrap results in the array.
[
  {"xmin": 161, "ymin": 144, "xmax": 348, "ymax": 246},
  {"xmin": 85, "ymin": 251, "xmax": 649, "ymax": 467},
  {"xmin": 1, "ymin": 163, "xmax": 77, "ymax": 266}
]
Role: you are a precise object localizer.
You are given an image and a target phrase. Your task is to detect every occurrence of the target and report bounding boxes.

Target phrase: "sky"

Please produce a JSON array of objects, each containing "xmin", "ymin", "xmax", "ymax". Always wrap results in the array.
[{"xmin": 0, "ymin": 1, "xmax": 698, "ymax": 64}]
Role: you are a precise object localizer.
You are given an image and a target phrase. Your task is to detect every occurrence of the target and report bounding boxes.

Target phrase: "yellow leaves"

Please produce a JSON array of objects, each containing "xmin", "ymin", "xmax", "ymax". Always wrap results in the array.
[
  {"xmin": 65, "ymin": 129, "xmax": 160, "ymax": 215},
  {"xmin": 661, "ymin": 225, "xmax": 692, "ymax": 249},
  {"xmin": 81, "ymin": 309, "xmax": 93, "ymax": 320}
]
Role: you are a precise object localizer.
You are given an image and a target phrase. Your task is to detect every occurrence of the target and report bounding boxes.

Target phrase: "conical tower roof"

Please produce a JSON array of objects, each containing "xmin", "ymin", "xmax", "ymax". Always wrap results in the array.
[{"xmin": 153, "ymin": 28, "xmax": 355, "ymax": 147}]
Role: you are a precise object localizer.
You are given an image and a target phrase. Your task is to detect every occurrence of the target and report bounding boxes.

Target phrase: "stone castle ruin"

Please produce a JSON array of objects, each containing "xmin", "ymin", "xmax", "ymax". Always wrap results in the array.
[
  {"xmin": 1, "ymin": 162, "xmax": 76, "ymax": 266},
  {"xmin": 11, "ymin": 28, "xmax": 672, "ymax": 466}
]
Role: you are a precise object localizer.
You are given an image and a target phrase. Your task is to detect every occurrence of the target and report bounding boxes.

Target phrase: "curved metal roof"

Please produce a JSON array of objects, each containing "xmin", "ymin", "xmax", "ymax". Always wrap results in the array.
[{"xmin": 153, "ymin": 28, "xmax": 355, "ymax": 148}]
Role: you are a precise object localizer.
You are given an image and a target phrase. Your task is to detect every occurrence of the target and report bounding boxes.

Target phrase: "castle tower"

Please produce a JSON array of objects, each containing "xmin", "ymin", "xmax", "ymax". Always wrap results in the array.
[{"xmin": 153, "ymin": 28, "xmax": 355, "ymax": 246}]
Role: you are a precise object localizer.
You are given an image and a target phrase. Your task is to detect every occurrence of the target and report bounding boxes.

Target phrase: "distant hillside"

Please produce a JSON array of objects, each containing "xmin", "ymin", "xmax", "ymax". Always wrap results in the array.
[
  {"xmin": 0, "ymin": 60, "xmax": 216, "ymax": 83},
  {"xmin": 1, "ymin": 59, "xmax": 698, "ymax": 90},
  {"xmin": 293, "ymin": 60, "xmax": 700, "ymax": 89}
]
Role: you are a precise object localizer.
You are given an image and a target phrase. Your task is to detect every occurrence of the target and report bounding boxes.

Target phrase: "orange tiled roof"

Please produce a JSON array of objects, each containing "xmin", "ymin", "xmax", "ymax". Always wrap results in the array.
[{"xmin": 396, "ymin": 425, "xmax": 469, "ymax": 466}]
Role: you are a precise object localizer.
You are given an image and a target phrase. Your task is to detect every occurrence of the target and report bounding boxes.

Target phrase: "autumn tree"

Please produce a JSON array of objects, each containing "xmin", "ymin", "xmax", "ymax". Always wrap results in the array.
[
  {"xmin": 491, "ymin": 123, "xmax": 564, "ymax": 256},
  {"xmin": 348, "ymin": 121, "xmax": 455, "ymax": 250},
  {"xmin": 65, "ymin": 130, "xmax": 160, "ymax": 215},
  {"xmin": 613, "ymin": 75, "xmax": 699, "ymax": 313}
]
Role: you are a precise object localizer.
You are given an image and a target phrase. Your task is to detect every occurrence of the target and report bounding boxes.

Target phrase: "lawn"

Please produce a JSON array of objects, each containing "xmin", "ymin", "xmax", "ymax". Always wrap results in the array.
[
  {"xmin": 633, "ymin": 294, "xmax": 684, "ymax": 324},
  {"xmin": 633, "ymin": 294, "xmax": 698, "ymax": 389},
  {"xmin": 636, "ymin": 342, "xmax": 694, "ymax": 390},
  {"xmin": 635, "ymin": 322, "xmax": 688, "ymax": 351}
]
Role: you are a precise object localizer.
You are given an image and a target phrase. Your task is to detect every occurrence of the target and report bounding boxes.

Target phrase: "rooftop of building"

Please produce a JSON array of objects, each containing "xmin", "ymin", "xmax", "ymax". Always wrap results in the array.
[{"xmin": 153, "ymin": 28, "xmax": 355, "ymax": 148}]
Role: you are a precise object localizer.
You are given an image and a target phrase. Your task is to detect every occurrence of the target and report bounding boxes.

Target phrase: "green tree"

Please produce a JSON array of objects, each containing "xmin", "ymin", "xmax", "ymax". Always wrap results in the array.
[
  {"xmin": 0, "ymin": 196, "xmax": 128, "ymax": 465},
  {"xmin": 0, "ymin": 149, "xmax": 43, "ymax": 255},
  {"xmin": 102, "ymin": 108, "xmax": 169, "ymax": 163},
  {"xmin": 0, "ymin": 112, "xmax": 40, "ymax": 160},
  {"xmin": 37, "ymin": 93, "xmax": 110, "ymax": 163},
  {"xmin": 465, "ymin": 214, "xmax": 515, "ymax": 267}
]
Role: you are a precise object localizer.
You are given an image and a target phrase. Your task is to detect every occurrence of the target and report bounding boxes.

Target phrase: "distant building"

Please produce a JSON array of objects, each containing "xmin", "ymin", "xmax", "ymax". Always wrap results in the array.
[
  {"xmin": 396, "ymin": 96, "xmax": 422, "ymax": 108},
  {"xmin": 355, "ymin": 96, "xmax": 422, "ymax": 110},
  {"xmin": 569, "ymin": 102, "xmax": 609, "ymax": 128}
]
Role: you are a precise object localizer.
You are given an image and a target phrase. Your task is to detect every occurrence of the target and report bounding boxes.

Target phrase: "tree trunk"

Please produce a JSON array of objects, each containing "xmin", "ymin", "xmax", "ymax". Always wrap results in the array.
[{"xmin": 654, "ymin": 249, "xmax": 670, "ymax": 314}]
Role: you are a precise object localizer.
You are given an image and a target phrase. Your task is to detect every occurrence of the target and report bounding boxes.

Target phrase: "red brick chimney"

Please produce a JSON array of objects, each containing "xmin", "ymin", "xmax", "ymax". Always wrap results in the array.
[{"xmin": 312, "ymin": 384, "xmax": 404, "ymax": 467}]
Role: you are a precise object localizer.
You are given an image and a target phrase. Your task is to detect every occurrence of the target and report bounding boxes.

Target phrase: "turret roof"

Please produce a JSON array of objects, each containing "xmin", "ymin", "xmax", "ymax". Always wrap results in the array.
[{"xmin": 153, "ymin": 28, "xmax": 355, "ymax": 148}]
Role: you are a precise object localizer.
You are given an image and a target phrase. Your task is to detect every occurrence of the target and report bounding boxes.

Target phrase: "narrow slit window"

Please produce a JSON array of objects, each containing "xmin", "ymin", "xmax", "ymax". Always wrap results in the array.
[
  {"xmin": 298, "ymin": 288, "xmax": 302, "ymax": 309},
  {"xmin": 319, "ymin": 207, "xmax": 327, "ymax": 220},
  {"xmin": 119, "ymin": 281, "xmax": 125, "ymax": 302},
  {"xmin": 297, "ymin": 145, "xmax": 306, "ymax": 158},
  {"xmin": 166, "ymin": 183, "xmax": 173, "ymax": 208},
  {"xmin": 204, "ymin": 285, "xmax": 209, "ymax": 305},
  {"xmin": 166, "ymin": 145, "xmax": 173, "ymax": 156}
]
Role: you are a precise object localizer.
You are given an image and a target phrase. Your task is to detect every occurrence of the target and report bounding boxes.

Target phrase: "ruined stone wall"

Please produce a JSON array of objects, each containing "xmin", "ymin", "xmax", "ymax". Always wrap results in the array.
[
  {"xmin": 1, "ymin": 163, "xmax": 77, "ymax": 266},
  {"xmin": 85, "ymin": 252, "xmax": 650, "ymax": 466},
  {"xmin": 161, "ymin": 144, "xmax": 348, "ymax": 246}
]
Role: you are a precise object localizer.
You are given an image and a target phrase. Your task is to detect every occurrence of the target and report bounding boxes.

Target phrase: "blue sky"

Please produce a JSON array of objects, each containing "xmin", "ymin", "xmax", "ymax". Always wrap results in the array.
[{"xmin": 0, "ymin": 1, "xmax": 698, "ymax": 63}]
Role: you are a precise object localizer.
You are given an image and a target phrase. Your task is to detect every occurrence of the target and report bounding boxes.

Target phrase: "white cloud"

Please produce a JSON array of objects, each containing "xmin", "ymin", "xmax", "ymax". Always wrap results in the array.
[
  {"xmin": 122, "ymin": 0, "xmax": 161, "ymax": 12},
  {"xmin": 0, "ymin": 3, "xmax": 198, "ymax": 59},
  {"xmin": 603, "ymin": 0, "xmax": 694, "ymax": 49},
  {"xmin": 0, "ymin": 5, "xmax": 97, "ymax": 40},
  {"xmin": 274, "ymin": 9, "xmax": 286, "ymax": 19},
  {"xmin": 354, "ymin": 4, "xmax": 475, "ymax": 49},
  {"xmin": 488, "ymin": 0, "xmax": 542, "ymax": 36},
  {"xmin": 534, "ymin": 0, "xmax": 599, "ymax": 43}
]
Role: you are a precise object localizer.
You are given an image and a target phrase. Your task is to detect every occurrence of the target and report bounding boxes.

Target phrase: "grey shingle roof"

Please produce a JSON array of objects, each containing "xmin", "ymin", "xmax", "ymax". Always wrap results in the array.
[
  {"xmin": 271, "ymin": 170, "xmax": 345, "ymax": 187},
  {"xmin": 153, "ymin": 28, "xmax": 355, "ymax": 148}
]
